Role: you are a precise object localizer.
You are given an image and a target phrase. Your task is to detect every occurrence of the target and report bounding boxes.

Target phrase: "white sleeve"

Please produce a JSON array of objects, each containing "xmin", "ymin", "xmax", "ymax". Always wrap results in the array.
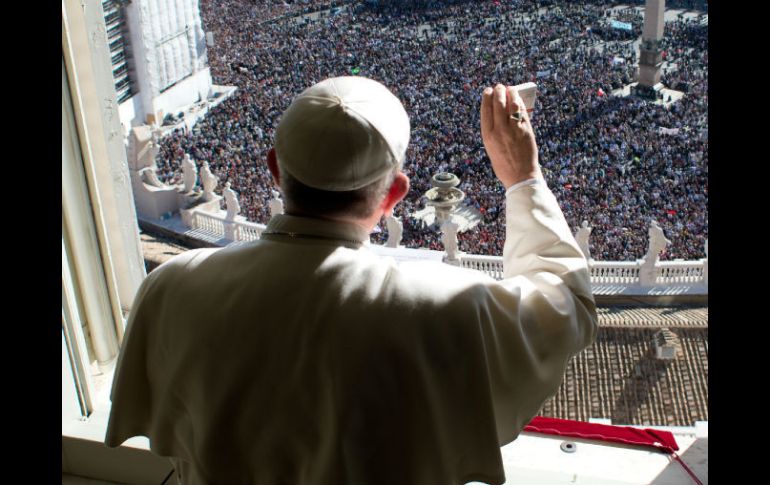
[
  {"xmin": 477, "ymin": 181, "xmax": 597, "ymax": 445},
  {"xmin": 504, "ymin": 177, "xmax": 541, "ymax": 195}
]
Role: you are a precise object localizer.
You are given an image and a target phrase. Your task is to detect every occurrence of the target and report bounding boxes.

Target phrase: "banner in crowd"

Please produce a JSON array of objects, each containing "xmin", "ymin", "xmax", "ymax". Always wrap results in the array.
[
  {"xmin": 609, "ymin": 20, "xmax": 633, "ymax": 31},
  {"xmin": 658, "ymin": 127, "xmax": 680, "ymax": 135},
  {"xmin": 536, "ymin": 69, "xmax": 551, "ymax": 78}
]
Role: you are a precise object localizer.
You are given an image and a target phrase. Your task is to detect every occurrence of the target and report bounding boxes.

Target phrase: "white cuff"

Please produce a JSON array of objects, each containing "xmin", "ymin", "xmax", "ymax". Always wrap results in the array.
[{"xmin": 505, "ymin": 178, "xmax": 542, "ymax": 196}]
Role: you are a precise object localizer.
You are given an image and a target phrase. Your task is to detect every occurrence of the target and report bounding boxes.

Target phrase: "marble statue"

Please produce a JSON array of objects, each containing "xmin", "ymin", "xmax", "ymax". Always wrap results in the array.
[
  {"xmin": 224, "ymin": 182, "xmax": 241, "ymax": 221},
  {"xmin": 441, "ymin": 220, "xmax": 460, "ymax": 261},
  {"xmin": 639, "ymin": 219, "xmax": 671, "ymax": 286},
  {"xmin": 385, "ymin": 215, "xmax": 403, "ymax": 248},
  {"xmin": 181, "ymin": 154, "xmax": 198, "ymax": 193},
  {"xmin": 139, "ymin": 167, "xmax": 166, "ymax": 188},
  {"xmin": 149, "ymin": 125, "xmax": 163, "ymax": 165},
  {"xmin": 645, "ymin": 219, "xmax": 671, "ymax": 261},
  {"xmin": 575, "ymin": 220, "xmax": 592, "ymax": 260},
  {"xmin": 200, "ymin": 161, "xmax": 218, "ymax": 201},
  {"xmin": 268, "ymin": 189, "xmax": 284, "ymax": 217}
]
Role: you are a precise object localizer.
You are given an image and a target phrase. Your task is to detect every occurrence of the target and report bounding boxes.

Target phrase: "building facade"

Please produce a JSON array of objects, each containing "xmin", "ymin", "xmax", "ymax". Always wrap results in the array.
[{"xmin": 102, "ymin": 0, "xmax": 213, "ymax": 133}]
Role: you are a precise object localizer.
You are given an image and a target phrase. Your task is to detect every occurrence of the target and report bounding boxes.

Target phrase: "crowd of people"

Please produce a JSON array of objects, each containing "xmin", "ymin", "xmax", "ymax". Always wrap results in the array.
[{"xmin": 155, "ymin": 0, "xmax": 708, "ymax": 261}]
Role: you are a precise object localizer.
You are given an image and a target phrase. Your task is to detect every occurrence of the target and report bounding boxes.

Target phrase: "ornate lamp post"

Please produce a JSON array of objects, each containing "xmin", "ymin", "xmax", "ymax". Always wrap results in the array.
[{"xmin": 424, "ymin": 172, "xmax": 465, "ymax": 228}]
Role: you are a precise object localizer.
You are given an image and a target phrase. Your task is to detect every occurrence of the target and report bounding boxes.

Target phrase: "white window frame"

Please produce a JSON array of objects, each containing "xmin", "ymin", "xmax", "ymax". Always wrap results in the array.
[
  {"xmin": 62, "ymin": 0, "xmax": 146, "ymax": 420},
  {"xmin": 63, "ymin": 3, "xmax": 176, "ymax": 482}
]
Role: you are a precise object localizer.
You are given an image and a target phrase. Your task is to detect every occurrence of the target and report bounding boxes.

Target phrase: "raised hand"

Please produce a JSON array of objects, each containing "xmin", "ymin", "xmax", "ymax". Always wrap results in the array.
[{"xmin": 480, "ymin": 84, "xmax": 541, "ymax": 189}]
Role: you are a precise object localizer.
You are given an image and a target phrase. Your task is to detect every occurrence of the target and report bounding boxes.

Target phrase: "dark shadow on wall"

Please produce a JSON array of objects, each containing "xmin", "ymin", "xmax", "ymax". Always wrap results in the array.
[{"xmin": 611, "ymin": 339, "xmax": 672, "ymax": 425}]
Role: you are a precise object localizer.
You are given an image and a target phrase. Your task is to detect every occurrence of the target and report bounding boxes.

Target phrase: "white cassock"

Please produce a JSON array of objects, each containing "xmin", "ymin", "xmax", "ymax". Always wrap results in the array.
[{"xmin": 106, "ymin": 179, "xmax": 597, "ymax": 485}]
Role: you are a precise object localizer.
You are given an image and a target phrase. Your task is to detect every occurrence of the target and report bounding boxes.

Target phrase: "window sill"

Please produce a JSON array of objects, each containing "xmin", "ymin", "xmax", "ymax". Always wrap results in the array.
[{"xmin": 62, "ymin": 401, "xmax": 175, "ymax": 485}]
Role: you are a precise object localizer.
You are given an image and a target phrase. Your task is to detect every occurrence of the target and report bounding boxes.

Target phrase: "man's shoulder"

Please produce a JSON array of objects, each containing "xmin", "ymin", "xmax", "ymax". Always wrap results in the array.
[
  {"xmin": 374, "ymin": 256, "xmax": 497, "ymax": 305},
  {"xmin": 132, "ymin": 245, "xmax": 247, "ymax": 314},
  {"xmin": 396, "ymin": 259, "xmax": 491, "ymax": 284},
  {"xmin": 149, "ymin": 247, "xmax": 222, "ymax": 280}
]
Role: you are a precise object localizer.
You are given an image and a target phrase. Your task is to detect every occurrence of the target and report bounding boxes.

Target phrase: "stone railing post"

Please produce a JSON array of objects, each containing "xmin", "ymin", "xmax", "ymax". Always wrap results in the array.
[
  {"xmin": 224, "ymin": 221, "xmax": 237, "ymax": 241},
  {"xmin": 638, "ymin": 258, "xmax": 656, "ymax": 286}
]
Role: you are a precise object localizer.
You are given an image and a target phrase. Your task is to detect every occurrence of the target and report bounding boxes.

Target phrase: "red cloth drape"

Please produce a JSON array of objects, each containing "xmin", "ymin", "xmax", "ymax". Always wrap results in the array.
[{"xmin": 524, "ymin": 416, "xmax": 679, "ymax": 454}]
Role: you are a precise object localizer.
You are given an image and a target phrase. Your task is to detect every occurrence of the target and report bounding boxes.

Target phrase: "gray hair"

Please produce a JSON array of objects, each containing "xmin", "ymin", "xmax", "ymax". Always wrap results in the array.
[{"xmin": 279, "ymin": 165, "xmax": 397, "ymax": 220}]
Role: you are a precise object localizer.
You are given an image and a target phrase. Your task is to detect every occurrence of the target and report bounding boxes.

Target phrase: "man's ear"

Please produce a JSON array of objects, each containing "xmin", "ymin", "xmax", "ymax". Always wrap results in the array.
[
  {"xmin": 266, "ymin": 148, "xmax": 280, "ymax": 186},
  {"xmin": 381, "ymin": 172, "xmax": 410, "ymax": 216}
]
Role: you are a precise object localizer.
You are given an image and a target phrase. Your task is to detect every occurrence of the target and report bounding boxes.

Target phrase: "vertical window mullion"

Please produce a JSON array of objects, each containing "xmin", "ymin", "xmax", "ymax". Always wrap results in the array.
[
  {"xmin": 63, "ymin": 0, "xmax": 147, "ymax": 347},
  {"xmin": 61, "ymin": 261, "xmax": 95, "ymax": 416},
  {"xmin": 62, "ymin": 56, "xmax": 121, "ymax": 372}
]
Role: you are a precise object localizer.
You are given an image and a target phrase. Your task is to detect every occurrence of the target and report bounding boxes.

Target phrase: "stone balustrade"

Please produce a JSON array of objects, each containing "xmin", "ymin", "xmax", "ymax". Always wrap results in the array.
[
  {"xmin": 236, "ymin": 220, "xmax": 266, "ymax": 241},
  {"xmin": 459, "ymin": 254, "xmax": 505, "ymax": 280},
  {"xmin": 190, "ymin": 210, "xmax": 266, "ymax": 242},
  {"xmin": 590, "ymin": 261, "xmax": 640, "ymax": 284},
  {"xmin": 459, "ymin": 256, "xmax": 705, "ymax": 289},
  {"xmin": 185, "ymin": 208, "xmax": 707, "ymax": 295},
  {"xmin": 192, "ymin": 210, "xmax": 226, "ymax": 235},
  {"xmin": 656, "ymin": 260, "xmax": 706, "ymax": 285}
]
